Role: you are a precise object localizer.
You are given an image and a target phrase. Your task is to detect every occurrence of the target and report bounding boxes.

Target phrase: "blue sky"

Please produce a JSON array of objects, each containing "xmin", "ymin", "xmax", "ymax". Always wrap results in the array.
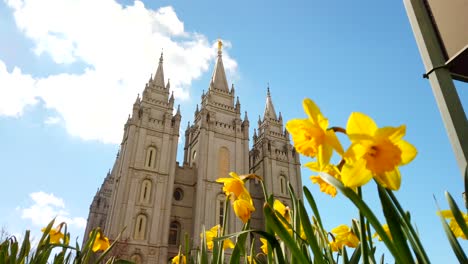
[{"xmin": 0, "ymin": 0, "xmax": 467, "ymax": 262}]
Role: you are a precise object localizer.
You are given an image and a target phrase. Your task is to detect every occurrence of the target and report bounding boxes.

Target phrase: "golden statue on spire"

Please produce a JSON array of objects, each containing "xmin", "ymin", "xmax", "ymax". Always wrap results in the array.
[{"xmin": 217, "ymin": 39, "xmax": 223, "ymax": 52}]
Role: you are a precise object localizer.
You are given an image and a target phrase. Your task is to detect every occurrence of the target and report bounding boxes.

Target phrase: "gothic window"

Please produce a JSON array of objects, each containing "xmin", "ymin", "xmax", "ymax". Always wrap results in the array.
[
  {"xmin": 279, "ymin": 175, "xmax": 287, "ymax": 195},
  {"xmin": 134, "ymin": 214, "xmax": 147, "ymax": 240},
  {"xmin": 168, "ymin": 221, "xmax": 180, "ymax": 245},
  {"xmin": 139, "ymin": 179, "xmax": 152, "ymax": 204},
  {"xmin": 216, "ymin": 194, "xmax": 226, "ymax": 226},
  {"xmin": 145, "ymin": 146, "xmax": 157, "ymax": 169},
  {"xmin": 218, "ymin": 147, "xmax": 230, "ymax": 178}
]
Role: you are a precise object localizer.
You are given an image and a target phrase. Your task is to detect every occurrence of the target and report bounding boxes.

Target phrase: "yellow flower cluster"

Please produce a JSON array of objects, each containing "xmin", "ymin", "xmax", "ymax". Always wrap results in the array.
[
  {"xmin": 286, "ymin": 98, "xmax": 417, "ymax": 194},
  {"xmin": 216, "ymin": 172, "xmax": 259, "ymax": 223},
  {"xmin": 328, "ymin": 224, "xmax": 359, "ymax": 252}
]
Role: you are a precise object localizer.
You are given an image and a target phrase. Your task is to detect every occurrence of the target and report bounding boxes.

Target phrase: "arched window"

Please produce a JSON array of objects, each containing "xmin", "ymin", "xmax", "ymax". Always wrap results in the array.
[
  {"xmin": 145, "ymin": 146, "xmax": 157, "ymax": 169},
  {"xmin": 279, "ymin": 175, "xmax": 287, "ymax": 195},
  {"xmin": 134, "ymin": 214, "xmax": 147, "ymax": 240},
  {"xmin": 218, "ymin": 147, "xmax": 230, "ymax": 178},
  {"xmin": 168, "ymin": 221, "xmax": 180, "ymax": 245},
  {"xmin": 216, "ymin": 194, "xmax": 226, "ymax": 226},
  {"xmin": 130, "ymin": 254, "xmax": 142, "ymax": 264},
  {"xmin": 139, "ymin": 179, "xmax": 152, "ymax": 204}
]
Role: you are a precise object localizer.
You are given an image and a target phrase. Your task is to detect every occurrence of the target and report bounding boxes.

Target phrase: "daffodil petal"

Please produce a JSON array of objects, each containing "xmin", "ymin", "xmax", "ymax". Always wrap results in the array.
[
  {"xmin": 344, "ymin": 143, "xmax": 368, "ymax": 163},
  {"xmin": 325, "ymin": 129, "xmax": 344, "ymax": 155},
  {"xmin": 375, "ymin": 125, "xmax": 406, "ymax": 143},
  {"xmin": 318, "ymin": 144, "xmax": 333, "ymax": 169},
  {"xmin": 347, "ymin": 112, "xmax": 378, "ymax": 138},
  {"xmin": 304, "ymin": 161, "xmax": 320, "ymax": 171},
  {"xmin": 341, "ymin": 158, "xmax": 373, "ymax": 188},
  {"xmin": 396, "ymin": 140, "xmax": 417, "ymax": 165},
  {"xmin": 374, "ymin": 168, "xmax": 401, "ymax": 190},
  {"xmin": 223, "ymin": 238, "xmax": 235, "ymax": 249},
  {"xmin": 229, "ymin": 172, "xmax": 241, "ymax": 180},
  {"xmin": 303, "ymin": 98, "xmax": 323, "ymax": 125}
]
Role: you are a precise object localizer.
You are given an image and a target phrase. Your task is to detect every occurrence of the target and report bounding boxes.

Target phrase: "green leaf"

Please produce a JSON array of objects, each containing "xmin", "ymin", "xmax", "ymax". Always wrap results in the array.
[
  {"xmin": 436, "ymin": 198, "xmax": 468, "ymax": 263},
  {"xmin": 298, "ymin": 199, "xmax": 325, "ymax": 264},
  {"xmin": 385, "ymin": 190, "xmax": 430, "ymax": 263},
  {"xmin": 199, "ymin": 226, "xmax": 208, "ymax": 264},
  {"xmin": 445, "ymin": 191, "xmax": 468, "ymax": 240},
  {"xmin": 342, "ymin": 246, "xmax": 349, "ymax": 264},
  {"xmin": 320, "ymin": 173, "xmax": 403, "ymax": 263},
  {"xmin": 264, "ymin": 204, "xmax": 308, "ymax": 264},
  {"xmin": 377, "ymin": 186, "xmax": 414, "ymax": 263},
  {"xmin": 348, "ymin": 244, "xmax": 362, "ymax": 264},
  {"xmin": 229, "ymin": 222, "xmax": 250, "ymax": 264},
  {"xmin": 303, "ymin": 187, "xmax": 324, "ymax": 230}
]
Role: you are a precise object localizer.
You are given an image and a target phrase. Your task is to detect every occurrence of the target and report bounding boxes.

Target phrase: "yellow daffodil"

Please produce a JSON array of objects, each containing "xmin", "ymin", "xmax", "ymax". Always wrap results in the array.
[
  {"xmin": 203, "ymin": 225, "xmax": 220, "ymax": 250},
  {"xmin": 202, "ymin": 225, "xmax": 235, "ymax": 250},
  {"xmin": 247, "ymin": 255, "xmax": 254, "ymax": 264},
  {"xmin": 273, "ymin": 200, "xmax": 291, "ymax": 223},
  {"xmin": 222, "ymin": 237, "xmax": 235, "ymax": 249},
  {"xmin": 91, "ymin": 229, "xmax": 110, "ymax": 252},
  {"xmin": 216, "ymin": 172, "xmax": 261, "ymax": 199},
  {"xmin": 171, "ymin": 254, "xmax": 186, "ymax": 264},
  {"xmin": 286, "ymin": 98, "xmax": 344, "ymax": 168},
  {"xmin": 41, "ymin": 226, "xmax": 64, "ymax": 244},
  {"xmin": 373, "ymin": 224, "xmax": 392, "ymax": 241},
  {"xmin": 233, "ymin": 194, "xmax": 255, "ymax": 223},
  {"xmin": 438, "ymin": 210, "xmax": 468, "ymax": 239},
  {"xmin": 329, "ymin": 224, "xmax": 359, "ymax": 252},
  {"xmin": 306, "ymin": 162, "xmax": 340, "ymax": 197},
  {"xmin": 216, "ymin": 172, "xmax": 248, "ymax": 198},
  {"xmin": 260, "ymin": 238, "xmax": 268, "ymax": 254},
  {"xmin": 341, "ymin": 112, "xmax": 417, "ymax": 190}
]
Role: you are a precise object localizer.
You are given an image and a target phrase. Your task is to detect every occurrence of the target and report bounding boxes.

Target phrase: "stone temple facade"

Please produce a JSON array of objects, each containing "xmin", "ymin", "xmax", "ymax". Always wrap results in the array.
[{"xmin": 84, "ymin": 45, "xmax": 302, "ymax": 263}]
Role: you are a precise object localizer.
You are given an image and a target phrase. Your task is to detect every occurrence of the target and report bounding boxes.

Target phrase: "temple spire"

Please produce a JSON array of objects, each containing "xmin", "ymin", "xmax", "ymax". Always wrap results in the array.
[
  {"xmin": 210, "ymin": 40, "xmax": 229, "ymax": 91},
  {"xmin": 154, "ymin": 52, "xmax": 165, "ymax": 88},
  {"xmin": 263, "ymin": 85, "xmax": 278, "ymax": 120}
]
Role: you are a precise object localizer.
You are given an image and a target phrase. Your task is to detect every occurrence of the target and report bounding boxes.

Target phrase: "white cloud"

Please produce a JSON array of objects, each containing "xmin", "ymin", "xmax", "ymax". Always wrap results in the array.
[
  {"xmin": 20, "ymin": 191, "xmax": 86, "ymax": 230},
  {"xmin": 44, "ymin": 116, "xmax": 61, "ymax": 125},
  {"xmin": 0, "ymin": 61, "xmax": 38, "ymax": 117},
  {"xmin": 2, "ymin": 0, "xmax": 238, "ymax": 143}
]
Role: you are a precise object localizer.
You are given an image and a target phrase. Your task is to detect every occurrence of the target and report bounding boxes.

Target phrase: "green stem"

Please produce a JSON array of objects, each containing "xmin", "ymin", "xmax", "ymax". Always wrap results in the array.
[
  {"xmin": 358, "ymin": 188, "xmax": 370, "ymax": 264},
  {"xmin": 386, "ymin": 190, "xmax": 430, "ymax": 263}
]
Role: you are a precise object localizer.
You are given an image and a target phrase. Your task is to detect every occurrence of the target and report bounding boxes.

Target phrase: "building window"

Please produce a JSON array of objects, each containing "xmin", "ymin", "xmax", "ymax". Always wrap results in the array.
[
  {"xmin": 173, "ymin": 188, "xmax": 184, "ymax": 201},
  {"xmin": 134, "ymin": 214, "xmax": 147, "ymax": 240},
  {"xmin": 218, "ymin": 147, "xmax": 230, "ymax": 178},
  {"xmin": 130, "ymin": 254, "xmax": 142, "ymax": 264},
  {"xmin": 139, "ymin": 179, "xmax": 152, "ymax": 204},
  {"xmin": 145, "ymin": 146, "xmax": 157, "ymax": 169},
  {"xmin": 216, "ymin": 194, "xmax": 226, "ymax": 226},
  {"xmin": 279, "ymin": 175, "xmax": 287, "ymax": 195},
  {"xmin": 168, "ymin": 221, "xmax": 180, "ymax": 245}
]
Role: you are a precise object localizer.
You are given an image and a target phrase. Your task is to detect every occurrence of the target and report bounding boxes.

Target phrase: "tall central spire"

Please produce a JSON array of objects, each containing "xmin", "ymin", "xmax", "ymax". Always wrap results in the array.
[
  {"xmin": 154, "ymin": 52, "xmax": 165, "ymax": 88},
  {"xmin": 210, "ymin": 40, "xmax": 229, "ymax": 92},
  {"xmin": 263, "ymin": 86, "xmax": 278, "ymax": 120}
]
